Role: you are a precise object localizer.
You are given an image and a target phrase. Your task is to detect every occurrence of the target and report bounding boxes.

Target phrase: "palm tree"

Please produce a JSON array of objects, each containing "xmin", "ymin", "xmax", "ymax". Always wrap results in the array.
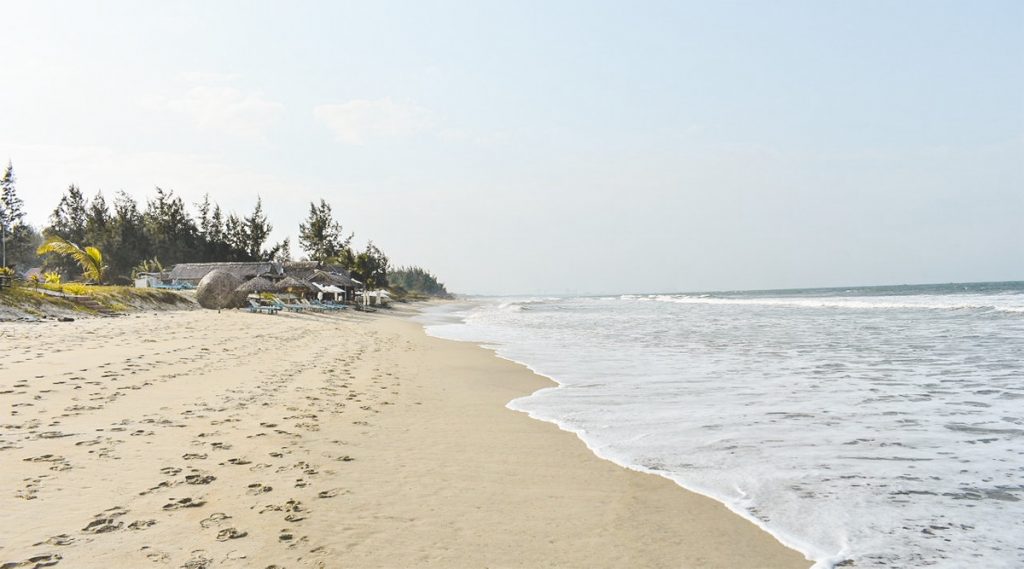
[{"xmin": 37, "ymin": 235, "xmax": 106, "ymax": 283}]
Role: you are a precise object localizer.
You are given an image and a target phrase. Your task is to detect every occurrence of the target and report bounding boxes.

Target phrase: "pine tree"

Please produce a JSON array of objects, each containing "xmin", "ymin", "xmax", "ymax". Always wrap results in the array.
[
  {"xmin": 352, "ymin": 241, "xmax": 390, "ymax": 289},
  {"xmin": 0, "ymin": 161, "xmax": 18, "ymax": 267},
  {"xmin": 225, "ymin": 213, "xmax": 246, "ymax": 259},
  {"xmin": 241, "ymin": 197, "xmax": 276, "ymax": 261},
  {"xmin": 389, "ymin": 266, "xmax": 450, "ymax": 297},
  {"xmin": 275, "ymin": 237, "xmax": 293, "ymax": 262},
  {"xmin": 143, "ymin": 187, "xmax": 198, "ymax": 265},
  {"xmin": 298, "ymin": 199, "xmax": 352, "ymax": 264},
  {"xmin": 48, "ymin": 184, "xmax": 88, "ymax": 243},
  {"xmin": 108, "ymin": 191, "xmax": 150, "ymax": 280},
  {"xmin": 0, "ymin": 161, "xmax": 38, "ymax": 268},
  {"xmin": 1, "ymin": 161, "xmax": 24, "ymax": 228},
  {"xmin": 84, "ymin": 191, "xmax": 114, "ymax": 271},
  {"xmin": 85, "ymin": 191, "xmax": 111, "ymax": 242}
]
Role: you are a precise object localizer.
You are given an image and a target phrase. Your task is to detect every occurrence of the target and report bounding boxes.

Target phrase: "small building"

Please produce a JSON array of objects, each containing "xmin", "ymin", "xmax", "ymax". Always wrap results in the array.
[
  {"xmin": 134, "ymin": 273, "xmax": 162, "ymax": 288},
  {"xmin": 167, "ymin": 262, "xmax": 283, "ymax": 287},
  {"xmin": 283, "ymin": 261, "xmax": 358, "ymax": 302}
]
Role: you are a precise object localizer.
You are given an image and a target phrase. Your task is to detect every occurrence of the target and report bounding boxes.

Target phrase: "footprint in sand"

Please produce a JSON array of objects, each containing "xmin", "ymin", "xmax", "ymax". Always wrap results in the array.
[
  {"xmin": 215, "ymin": 528, "xmax": 247, "ymax": 541},
  {"xmin": 181, "ymin": 551, "xmax": 212, "ymax": 569},
  {"xmin": 0, "ymin": 553, "xmax": 62, "ymax": 568},
  {"xmin": 199, "ymin": 513, "xmax": 231, "ymax": 529},
  {"xmin": 224, "ymin": 458, "xmax": 251, "ymax": 466},
  {"xmin": 128, "ymin": 519, "xmax": 157, "ymax": 530},
  {"xmin": 143, "ymin": 551, "xmax": 169, "ymax": 563},
  {"xmin": 182, "ymin": 453, "xmax": 207, "ymax": 461},
  {"xmin": 246, "ymin": 483, "xmax": 272, "ymax": 495},
  {"xmin": 40, "ymin": 534, "xmax": 75, "ymax": 546},
  {"xmin": 82, "ymin": 506, "xmax": 128, "ymax": 533},
  {"xmin": 184, "ymin": 472, "xmax": 216, "ymax": 485},
  {"xmin": 162, "ymin": 497, "xmax": 206, "ymax": 510}
]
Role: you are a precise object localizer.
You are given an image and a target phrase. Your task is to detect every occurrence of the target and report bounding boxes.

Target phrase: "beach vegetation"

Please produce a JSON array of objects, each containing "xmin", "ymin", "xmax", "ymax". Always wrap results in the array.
[
  {"xmin": 1, "ymin": 161, "xmax": 43, "ymax": 270},
  {"xmin": 0, "ymin": 265, "xmax": 15, "ymax": 288},
  {"xmin": 132, "ymin": 257, "xmax": 164, "ymax": 278},
  {"xmin": 351, "ymin": 242, "xmax": 389, "ymax": 290},
  {"xmin": 299, "ymin": 199, "xmax": 353, "ymax": 265},
  {"xmin": 37, "ymin": 235, "xmax": 106, "ymax": 283},
  {"xmin": 42, "ymin": 187, "xmax": 288, "ymax": 281},
  {"xmin": 389, "ymin": 266, "xmax": 450, "ymax": 298},
  {"xmin": 7, "ymin": 167, "xmax": 452, "ymax": 295}
]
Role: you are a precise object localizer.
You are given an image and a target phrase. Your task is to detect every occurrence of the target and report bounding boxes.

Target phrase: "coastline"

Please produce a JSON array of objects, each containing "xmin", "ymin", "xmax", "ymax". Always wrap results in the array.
[
  {"xmin": 418, "ymin": 302, "xmax": 828, "ymax": 566},
  {"xmin": 0, "ymin": 306, "xmax": 809, "ymax": 568}
]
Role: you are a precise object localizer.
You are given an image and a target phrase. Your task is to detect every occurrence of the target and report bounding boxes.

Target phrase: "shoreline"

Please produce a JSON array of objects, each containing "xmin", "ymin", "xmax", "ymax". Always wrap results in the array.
[
  {"xmin": 1, "ymin": 306, "xmax": 810, "ymax": 568},
  {"xmin": 418, "ymin": 303, "xmax": 822, "ymax": 567}
]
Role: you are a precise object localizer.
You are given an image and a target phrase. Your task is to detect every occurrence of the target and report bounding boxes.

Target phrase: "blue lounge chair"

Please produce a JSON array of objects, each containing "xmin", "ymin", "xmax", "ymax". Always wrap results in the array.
[{"xmin": 247, "ymin": 299, "xmax": 280, "ymax": 315}]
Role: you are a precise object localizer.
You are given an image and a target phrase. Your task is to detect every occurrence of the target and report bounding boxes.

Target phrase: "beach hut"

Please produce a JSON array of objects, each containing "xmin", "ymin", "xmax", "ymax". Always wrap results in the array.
[
  {"xmin": 168, "ymin": 262, "xmax": 282, "ymax": 288},
  {"xmin": 310, "ymin": 281, "xmax": 344, "ymax": 302},
  {"xmin": 322, "ymin": 284, "xmax": 344, "ymax": 302},
  {"xmin": 275, "ymin": 276, "xmax": 312, "ymax": 293},
  {"xmin": 307, "ymin": 270, "xmax": 357, "ymax": 302},
  {"xmin": 236, "ymin": 275, "xmax": 277, "ymax": 295}
]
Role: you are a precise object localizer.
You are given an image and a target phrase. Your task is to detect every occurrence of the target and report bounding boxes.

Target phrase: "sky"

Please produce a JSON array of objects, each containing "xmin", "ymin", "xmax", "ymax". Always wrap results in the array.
[{"xmin": 1, "ymin": 0, "xmax": 1021, "ymax": 295}]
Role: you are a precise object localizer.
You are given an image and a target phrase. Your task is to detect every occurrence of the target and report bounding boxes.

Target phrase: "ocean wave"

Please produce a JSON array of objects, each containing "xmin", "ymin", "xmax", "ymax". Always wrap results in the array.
[
  {"xmin": 630, "ymin": 294, "xmax": 1024, "ymax": 314},
  {"xmin": 496, "ymin": 297, "xmax": 562, "ymax": 312},
  {"xmin": 417, "ymin": 290, "xmax": 1024, "ymax": 568}
]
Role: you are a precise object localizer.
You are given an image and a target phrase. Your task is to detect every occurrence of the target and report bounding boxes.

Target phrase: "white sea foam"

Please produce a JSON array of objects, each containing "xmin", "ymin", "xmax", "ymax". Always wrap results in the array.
[
  {"xmin": 420, "ymin": 286, "xmax": 1024, "ymax": 568},
  {"xmin": 643, "ymin": 293, "xmax": 1024, "ymax": 313}
]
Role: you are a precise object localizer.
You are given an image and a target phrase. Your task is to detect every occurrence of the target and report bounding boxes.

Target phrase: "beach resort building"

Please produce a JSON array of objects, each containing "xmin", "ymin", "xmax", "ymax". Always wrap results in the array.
[{"xmin": 166, "ymin": 262, "xmax": 283, "ymax": 288}]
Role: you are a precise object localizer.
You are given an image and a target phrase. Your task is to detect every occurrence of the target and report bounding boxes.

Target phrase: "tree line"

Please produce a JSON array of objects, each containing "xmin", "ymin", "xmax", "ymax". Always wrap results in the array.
[
  {"xmin": 0, "ymin": 161, "xmax": 424, "ymax": 292},
  {"xmin": 389, "ymin": 266, "xmax": 450, "ymax": 298}
]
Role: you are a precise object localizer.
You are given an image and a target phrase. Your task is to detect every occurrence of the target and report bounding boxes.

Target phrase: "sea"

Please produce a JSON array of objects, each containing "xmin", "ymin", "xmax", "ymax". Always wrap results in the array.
[{"xmin": 417, "ymin": 282, "xmax": 1024, "ymax": 568}]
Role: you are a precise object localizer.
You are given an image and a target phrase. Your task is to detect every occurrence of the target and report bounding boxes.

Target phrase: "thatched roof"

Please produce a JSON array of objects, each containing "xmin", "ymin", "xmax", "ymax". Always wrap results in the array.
[
  {"xmin": 281, "ymin": 261, "xmax": 318, "ymax": 278},
  {"xmin": 236, "ymin": 275, "xmax": 277, "ymax": 293},
  {"xmin": 308, "ymin": 269, "xmax": 357, "ymax": 288},
  {"xmin": 276, "ymin": 276, "xmax": 312, "ymax": 291},
  {"xmin": 282, "ymin": 261, "xmax": 353, "ymax": 282},
  {"xmin": 169, "ymin": 262, "xmax": 281, "ymax": 282}
]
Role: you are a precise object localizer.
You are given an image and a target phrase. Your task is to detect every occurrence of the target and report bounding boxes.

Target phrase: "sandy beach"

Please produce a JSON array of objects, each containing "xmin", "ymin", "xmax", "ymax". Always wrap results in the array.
[{"xmin": 0, "ymin": 306, "xmax": 809, "ymax": 569}]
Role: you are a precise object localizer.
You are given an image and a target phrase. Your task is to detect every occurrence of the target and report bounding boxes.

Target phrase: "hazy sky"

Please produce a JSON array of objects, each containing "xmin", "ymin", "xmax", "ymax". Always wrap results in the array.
[{"xmin": 1, "ymin": 1, "xmax": 1021, "ymax": 295}]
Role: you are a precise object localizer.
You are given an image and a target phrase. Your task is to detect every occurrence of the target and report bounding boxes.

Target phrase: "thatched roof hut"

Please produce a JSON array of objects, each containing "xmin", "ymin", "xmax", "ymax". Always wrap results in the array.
[
  {"xmin": 236, "ymin": 275, "xmax": 277, "ymax": 294},
  {"xmin": 309, "ymin": 269, "xmax": 357, "ymax": 288},
  {"xmin": 276, "ymin": 276, "xmax": 312, "ymax": 291},
  {"xmin": 283, "ymin": 262, "xmax": 355, "ymax": 284},
  {"xmin": 169, "ymin": 262, "xmax": 282, "ymax": 285}
]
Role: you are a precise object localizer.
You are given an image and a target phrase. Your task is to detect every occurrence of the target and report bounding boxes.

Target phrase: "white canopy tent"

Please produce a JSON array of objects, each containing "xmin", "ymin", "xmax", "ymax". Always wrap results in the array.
[{"xmin": 311, "ymin": 282, "xmax": 345, "ymax": 301}]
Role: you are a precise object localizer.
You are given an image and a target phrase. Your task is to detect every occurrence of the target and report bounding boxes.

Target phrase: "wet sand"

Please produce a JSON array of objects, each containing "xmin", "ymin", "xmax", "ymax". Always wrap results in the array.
[{"xmin": 0, "ymin": 307, "xmax": 809, "ymax": 568}]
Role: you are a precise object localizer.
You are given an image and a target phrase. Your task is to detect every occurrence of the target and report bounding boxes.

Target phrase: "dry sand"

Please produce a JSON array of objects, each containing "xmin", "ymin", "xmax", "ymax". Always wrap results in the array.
[{"xmin": 0, "ymin": 306, "xmax": 810, "ymax": 568}]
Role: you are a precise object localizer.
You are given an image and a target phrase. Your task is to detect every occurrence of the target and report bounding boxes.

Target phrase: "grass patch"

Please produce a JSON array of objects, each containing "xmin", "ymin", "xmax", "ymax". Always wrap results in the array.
[{"xmin": 2, "ymin": 282, "xmax": 192, "ymax": 316}]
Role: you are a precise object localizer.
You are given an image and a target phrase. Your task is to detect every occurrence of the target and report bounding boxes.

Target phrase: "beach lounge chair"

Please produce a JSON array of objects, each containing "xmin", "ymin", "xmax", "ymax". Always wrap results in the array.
[
  {"xmin": 269, "ymin": 295, "xmax": 307, "ymax": 313},
  {"xmin": 313, "ymin": 299, "xmax": 347, "ymax": 311},
  {"xmin": 300, "ymin": 299, "xmax": 332, "ymax": 312},
  {"xmin": 247, "ymin": 299, "xmax": 280, "ymax": 315}
]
